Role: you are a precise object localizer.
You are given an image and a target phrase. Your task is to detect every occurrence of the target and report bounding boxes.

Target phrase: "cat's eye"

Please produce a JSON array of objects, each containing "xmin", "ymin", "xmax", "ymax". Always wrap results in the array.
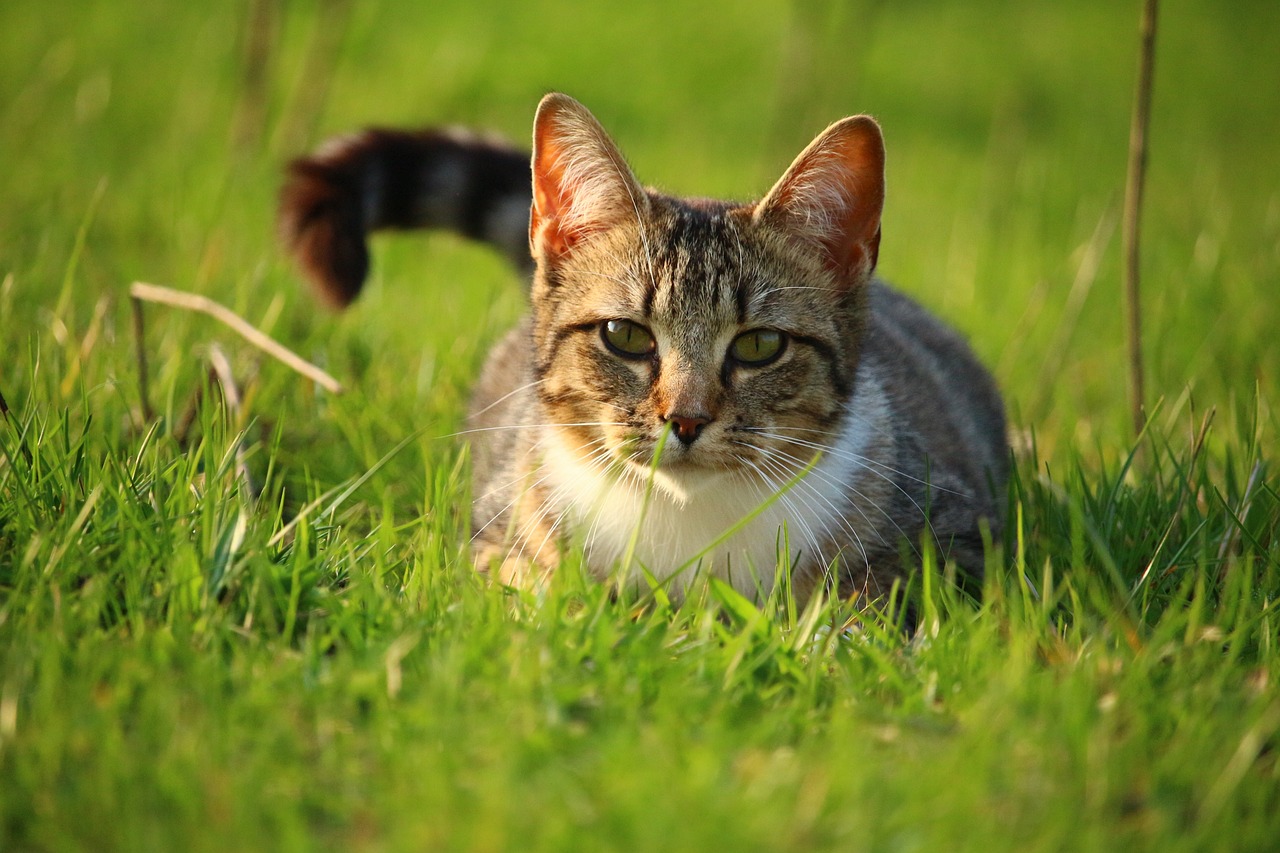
[
  {"xmin": 729, "ymin": 329, "xmax": 786, "ymax": 367},
  {"xmin": 601, "ymin": 319, "xmax": 656, "ymax": 358}
]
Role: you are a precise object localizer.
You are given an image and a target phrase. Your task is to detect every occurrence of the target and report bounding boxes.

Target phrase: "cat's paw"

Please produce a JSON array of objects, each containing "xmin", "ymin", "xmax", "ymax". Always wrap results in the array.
[{"xmin": 474, "ymin": 544, "xmax": 553, "ymax": 593}]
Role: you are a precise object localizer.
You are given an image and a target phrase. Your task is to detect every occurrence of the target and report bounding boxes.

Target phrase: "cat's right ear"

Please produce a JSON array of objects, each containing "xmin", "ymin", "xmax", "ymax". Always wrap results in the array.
[{"xmin": 530, "ymin": 94, "xmax": 647, "ymax": 264}]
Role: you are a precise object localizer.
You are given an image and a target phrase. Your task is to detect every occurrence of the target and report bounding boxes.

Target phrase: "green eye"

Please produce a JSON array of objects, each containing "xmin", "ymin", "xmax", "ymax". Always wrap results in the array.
[
  {"xmin": 602, "ymin": 319, "xmax": 656, "ymax": 358},
  {"xmin": 729, "ymin": 329, "xmax": 786, "ymax": 366}
]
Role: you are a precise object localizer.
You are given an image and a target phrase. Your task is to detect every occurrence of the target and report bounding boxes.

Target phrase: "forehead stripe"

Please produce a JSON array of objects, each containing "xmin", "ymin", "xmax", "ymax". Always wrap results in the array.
[{"xmin": 641, "ymin": 274, "xmax": 658, "ymax": 318}]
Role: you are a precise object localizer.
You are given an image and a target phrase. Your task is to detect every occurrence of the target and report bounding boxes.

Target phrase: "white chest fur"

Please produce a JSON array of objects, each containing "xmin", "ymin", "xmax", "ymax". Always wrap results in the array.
[{"xmin": 536, "ymin": 377, "xmax": 889, "ymax": 600}]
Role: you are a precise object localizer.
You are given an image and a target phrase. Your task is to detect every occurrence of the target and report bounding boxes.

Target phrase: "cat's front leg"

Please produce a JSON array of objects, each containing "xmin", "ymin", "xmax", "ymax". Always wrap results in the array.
[{"xmin": 473, "ymin": 485, "xmax": 562, "ymax": 592}]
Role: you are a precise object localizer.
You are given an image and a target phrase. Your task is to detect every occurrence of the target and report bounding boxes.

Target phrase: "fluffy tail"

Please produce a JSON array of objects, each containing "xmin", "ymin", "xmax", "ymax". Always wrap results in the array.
[{"xmin": 279, "ymin": 127, "xmax": 533, "ymax": 308}]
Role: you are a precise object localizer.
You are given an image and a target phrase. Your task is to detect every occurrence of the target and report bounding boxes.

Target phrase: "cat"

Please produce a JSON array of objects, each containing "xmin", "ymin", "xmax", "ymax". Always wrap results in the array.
[{"xmin": 280, "ymin": 93, "xmax": 1008, "ymax": 608}]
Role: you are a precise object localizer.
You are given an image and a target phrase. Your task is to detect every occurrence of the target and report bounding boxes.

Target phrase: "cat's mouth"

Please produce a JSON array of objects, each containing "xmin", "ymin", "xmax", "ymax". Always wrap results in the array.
[
  {"xmin": 620, "ymin": 452, "xmax": 730, "ymax": 502},
  {"xmin": 615, "ymin": 428, "xmax": 744, "ymax": 484},
  {"xmin": 623, "ymin": 443, "xmax": 707, "ymax": 471},
  {"xmin": 597, "ymin": 423, "xmax": 757, "ymax": 490}
]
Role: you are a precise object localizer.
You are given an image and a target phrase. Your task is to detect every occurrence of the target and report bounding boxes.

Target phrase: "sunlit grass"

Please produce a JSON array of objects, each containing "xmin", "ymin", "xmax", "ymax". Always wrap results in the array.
[{"xmin": 1, "ymin": 0, "xmax": 1278, "ymax": 850}]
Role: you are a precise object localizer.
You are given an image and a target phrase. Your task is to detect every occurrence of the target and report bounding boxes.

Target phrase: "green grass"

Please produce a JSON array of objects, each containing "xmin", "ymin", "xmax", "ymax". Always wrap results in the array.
[{"xmin": 2, "ymin": 0, "xmax": 1278, "ymax": 850}]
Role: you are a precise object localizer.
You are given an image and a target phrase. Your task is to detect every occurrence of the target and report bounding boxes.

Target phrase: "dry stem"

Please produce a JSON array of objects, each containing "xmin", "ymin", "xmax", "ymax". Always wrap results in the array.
[
  {"xmin": 129, "ymin": 282, "xmax": 343, "ymax": 395},
  {"xmin": 1123, "ymin": 0, "xmax": 1158, "ymax": 439}
]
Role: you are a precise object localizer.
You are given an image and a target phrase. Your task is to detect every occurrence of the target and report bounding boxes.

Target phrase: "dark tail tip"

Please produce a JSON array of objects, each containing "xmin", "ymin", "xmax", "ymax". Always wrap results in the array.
[{"xmin": 279, "ymin": 150, "xmax": 371, "ymax": 310}]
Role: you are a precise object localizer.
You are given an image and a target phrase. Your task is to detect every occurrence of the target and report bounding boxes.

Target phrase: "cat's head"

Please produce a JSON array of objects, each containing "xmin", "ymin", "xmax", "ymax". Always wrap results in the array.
[{"xmin": 527, "ymin": 94, "xmax": 885, "ymax": 501}]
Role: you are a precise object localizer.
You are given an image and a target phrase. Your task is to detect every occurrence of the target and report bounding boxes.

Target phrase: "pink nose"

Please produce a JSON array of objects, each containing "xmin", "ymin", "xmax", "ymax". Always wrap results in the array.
[{"xmin": 666, "ymin": 414, "xmax": 710, "ymax": 445}]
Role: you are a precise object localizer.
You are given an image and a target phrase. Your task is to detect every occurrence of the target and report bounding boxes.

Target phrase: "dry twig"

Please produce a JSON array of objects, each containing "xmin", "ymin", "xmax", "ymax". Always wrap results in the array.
[
  {"xmin": 1123, "ymin": 0, "xmax": 1159, "ymax": 439},
  {"xmin": 129, "ymin": 281, "xmax": 344, "ymax": 395}
]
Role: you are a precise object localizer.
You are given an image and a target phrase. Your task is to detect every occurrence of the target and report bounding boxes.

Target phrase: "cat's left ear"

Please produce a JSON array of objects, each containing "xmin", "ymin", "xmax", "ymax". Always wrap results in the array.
[
  {"xmin": 753, "ymin": 115, "xmax": 885, "ymax": 284},
  {"xmin": 530, "ymin": 93, "xmax": 647, "ymax": 264}
]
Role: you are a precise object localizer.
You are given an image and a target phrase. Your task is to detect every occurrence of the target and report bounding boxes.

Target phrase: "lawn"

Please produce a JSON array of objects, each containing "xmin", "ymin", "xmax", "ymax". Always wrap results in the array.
[{"xmin": 1, "ymin": 0, "xmax": 1278, "ymax": 850}]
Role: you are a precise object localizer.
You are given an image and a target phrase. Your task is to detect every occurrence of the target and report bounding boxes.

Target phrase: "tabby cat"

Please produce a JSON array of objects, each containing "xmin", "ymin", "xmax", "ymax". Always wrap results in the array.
[{"xmin": 280, "ymin": 93, "xmax": 1008, "ymax": 606}]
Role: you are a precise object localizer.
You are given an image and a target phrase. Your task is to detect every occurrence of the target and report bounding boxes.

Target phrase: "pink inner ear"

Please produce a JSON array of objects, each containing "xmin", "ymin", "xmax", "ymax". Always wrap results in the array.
[
  {"xmin": 756, "ymin": 115, "xmax": 886, "ymax": 282},
  {"xmin": 530, "ymin": 119, "xmax": 580, "ymax": 258}
]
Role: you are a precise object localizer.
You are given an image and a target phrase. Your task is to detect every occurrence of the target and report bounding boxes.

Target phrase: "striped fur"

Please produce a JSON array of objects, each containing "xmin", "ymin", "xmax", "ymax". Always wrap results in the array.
[
  {"xmin": 281, "ymin": 94, "xmax": 1008, "ymax": 608},
  {"xmin": 280, "ymin": 126, "xmax": 531, "ymax": 307}
]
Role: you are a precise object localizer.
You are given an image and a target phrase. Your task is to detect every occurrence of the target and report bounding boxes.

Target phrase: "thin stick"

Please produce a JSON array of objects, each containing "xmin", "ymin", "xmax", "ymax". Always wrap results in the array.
[
  {"xmin": 1122, "ymin": 0, "xmax": 1158, "ymax": 439},
  {"xmin": 129, "ymin": 282, "xmax": 344, "ymax": 394},
  {"xmin": 131, "ymin": 295, "xmax": 156, "ymax": 424}
]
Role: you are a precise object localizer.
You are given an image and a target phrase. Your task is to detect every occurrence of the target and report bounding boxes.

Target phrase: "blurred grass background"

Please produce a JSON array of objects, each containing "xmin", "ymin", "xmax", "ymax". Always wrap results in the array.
[
  {"xmin": 2, "ymin": 1, "xmax": 1279, "ymax": 850},
  {"xmin": 3, "ymin": 0, "xmax": 1277, "ymax": 454}
]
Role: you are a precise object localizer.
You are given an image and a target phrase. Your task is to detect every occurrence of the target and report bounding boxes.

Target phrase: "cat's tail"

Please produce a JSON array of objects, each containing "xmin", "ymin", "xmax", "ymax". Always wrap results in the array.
[{"xmin": 279, "ymin": 127, "xmax": 533, "ymax": 308}]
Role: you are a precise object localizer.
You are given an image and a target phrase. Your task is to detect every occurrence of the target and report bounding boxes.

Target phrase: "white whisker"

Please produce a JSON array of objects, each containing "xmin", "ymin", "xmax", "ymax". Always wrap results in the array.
[
  {"xmin": 747, "ymin": 430, "xmax": 943, "ymax": 551},
  {"xmin": 446, "ymin": 420, "xmax": 629, "ymax": 439},
  {"xmin": 746, "ymin": 428, "xmax": 970, "ymax": 498},
  {"xmin": 468, "ymin": 377, "xmax": 546, "ymax": 419}
]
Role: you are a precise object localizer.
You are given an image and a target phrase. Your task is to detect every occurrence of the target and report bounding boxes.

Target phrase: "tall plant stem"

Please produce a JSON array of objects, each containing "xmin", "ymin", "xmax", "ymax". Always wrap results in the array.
[{"xmin": 1123, "ymin": 0, "xmax": 1158, "ymax": 439}]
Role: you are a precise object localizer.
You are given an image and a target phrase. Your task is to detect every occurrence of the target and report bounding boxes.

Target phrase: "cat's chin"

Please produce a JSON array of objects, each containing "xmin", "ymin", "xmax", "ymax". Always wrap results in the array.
[{"xmin": 622, "ymin": 457, "xmax": 730, "ymax": 505}]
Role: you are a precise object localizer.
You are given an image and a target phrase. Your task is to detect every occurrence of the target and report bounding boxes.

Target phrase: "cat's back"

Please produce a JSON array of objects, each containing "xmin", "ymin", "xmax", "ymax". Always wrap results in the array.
[{"xmin": 864, "ymin": 280, "xmax": 1007, "ymax": 513}]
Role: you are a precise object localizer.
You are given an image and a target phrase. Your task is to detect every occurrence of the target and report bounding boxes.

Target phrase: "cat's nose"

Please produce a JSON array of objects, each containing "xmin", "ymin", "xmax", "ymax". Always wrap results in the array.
[{"xmin": 666, "ymin": 414, "xmax": 710, "ymax": 446}]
